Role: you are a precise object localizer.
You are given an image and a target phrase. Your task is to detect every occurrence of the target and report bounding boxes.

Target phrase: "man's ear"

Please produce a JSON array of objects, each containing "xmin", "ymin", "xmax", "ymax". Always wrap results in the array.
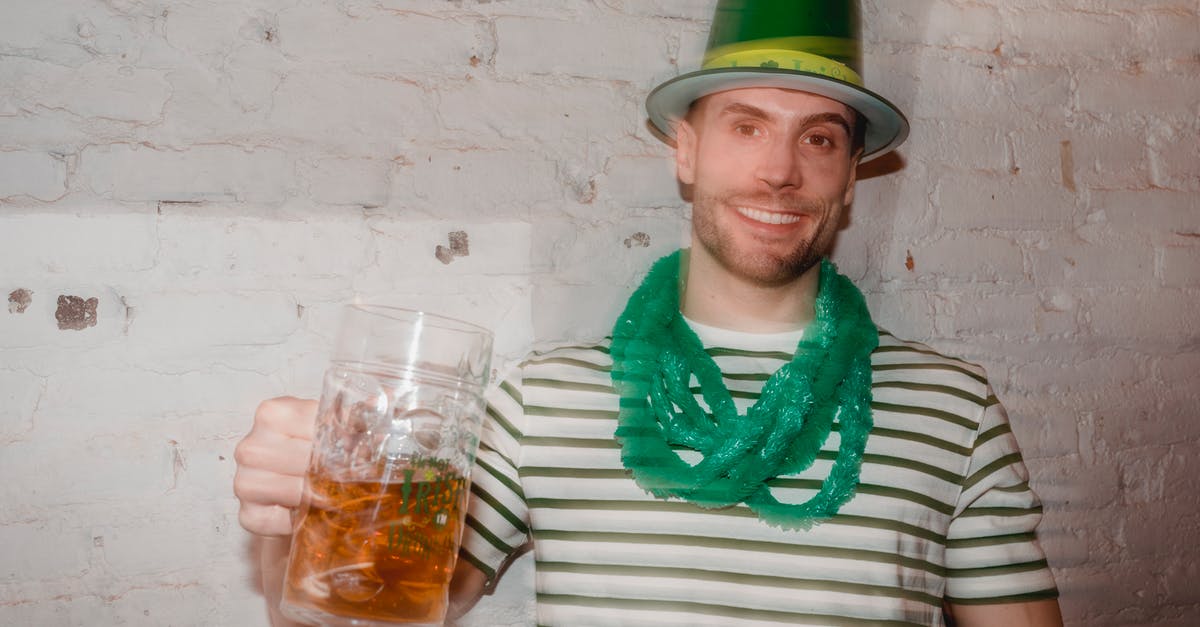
[{"xmin": 674, "ymin": 119, "xmax": 698, "ymax": 186}]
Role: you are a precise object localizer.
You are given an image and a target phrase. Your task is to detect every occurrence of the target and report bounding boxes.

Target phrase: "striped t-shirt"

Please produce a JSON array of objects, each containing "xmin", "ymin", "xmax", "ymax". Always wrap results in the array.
[{"xmin": 459, "ymin": 326, "xmax": 1058, "ymax": 626}]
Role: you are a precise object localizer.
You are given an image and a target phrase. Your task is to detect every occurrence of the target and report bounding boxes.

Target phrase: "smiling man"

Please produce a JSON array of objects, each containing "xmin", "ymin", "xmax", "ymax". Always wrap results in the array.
[{"xmin": 235, "ymin": 1, "xmax": 1063, "ymax": 625}]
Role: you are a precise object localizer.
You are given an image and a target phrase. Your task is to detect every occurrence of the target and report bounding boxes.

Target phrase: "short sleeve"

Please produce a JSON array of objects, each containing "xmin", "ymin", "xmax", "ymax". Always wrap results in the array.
[
  {"xmin": 458, "ymin": 369, "xmax": 531, "ymax": 588},
  {"xmin": 944, "ymin": 388, "xmax": 1060, "ymax": 605}
]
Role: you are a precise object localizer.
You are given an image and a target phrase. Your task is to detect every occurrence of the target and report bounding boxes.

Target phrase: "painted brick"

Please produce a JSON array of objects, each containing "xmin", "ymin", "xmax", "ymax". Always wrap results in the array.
[
  {"xmin": 266, "ymin": 71, "xmax": 438, "ymax": 151},
  {"xmin": 0, "ymin": 2, "xmax": 96, "ymax": 64},
  {"xmin": 0, "ymin": 598, "xmax": 112, "ymax": 627},
  {"xmin": 0, "ymin": 431, "xmax": 173, "ymax": 508},
  {"xmin": 1076, "ymin": 69, "xmax": 1200, "ymax": 118},
  {"xmin": 593, "ymin": 154, "xmax": 683, "ymax": 210},
  {"xmin": 864, "ymin": 0, "xmax": 939, "ymax": 45},
  {"xmin": 1086, "ymin": 289, "xmax": 1200, "ymax": 342},
  {"xmin": 0, "ymin": 369, "xmax": 43, "ymax": 444},
  {"xmin": 0, "ymin": 284, "xmax": 128, "ymax": 350},
  {"xmin": 106, "ymin": 586, "xmax": 221, "ymax": 626},
  {"xmin": 1149, "ymin": 118, "xmax": 1200, "ymax": 191},
  {"xmin": 0, "ymin": 57, "xmax": 171, "ymax": 124},
  {"xmin": 1029, "ymin": 287, "xmax": 1082, "ymax": 336},
  {"xmin": 1098, "ymin": 395, "xmax": 1200, "ymax": 452},
  {"xmin": 494, "ymin": 15, "xmax": 673, "ymax": 83},
  {"xmin": 531, "ymin": 216, "xmax": 686, "ymax": 286},
  {"xmin": 0, "ymin": 521, "xmax": 89, "ymax": 581},
  {"xmin": 137, "ymin": 65, "xmax": 273, "ymax": 147},
  {"xmin": 921, "ymin": 3, "xmax": 1003, "ymax": 51},
  {"xmin": 160, "ymin": 2, "xmax": 275, "ymax": 67},
  {"xmin": 600, "ymin": 0, "xmax": 713, "ymax": 21},
  {"xmin": 0, "ymin": 212, "xmax": 156, "ymax": 276},
  {"xmin": 436, "ymin": 79, "xmax": 642, "ymax": 146},
  {"xmin": 1009, "ymin": 128, "xmax": 1075, "ymax": 188},
  {"xmin": 1030, "ymin": 234, "xmax": 1155, "ymax": 285},
  {"xmin": 34, "ymin": 369, "xmax": 275, "ymax": 428},
  {"xmin": 1161, "ymin": 246, "xmax": 1200, "ymax": 287},
  {"xmin": 1068, "ymin": 125, "xmax": 1154, "ymax": 191},
  {"xmin": 1002, "ymin": 65, "xmax": 1073, "ymax": 119},
  {"xmin": 916, "ymin": 120, "xmax": 1009, "ymax": 171},
  {"xmin": 1136, "ymin": 11, "xmax": 1200, "ymax": 60},
  {"xmin": 1154, "ymin": 350, "xmax": 1200, "ymax": 394},
  {"xmin": 368, "ymin": 219, "xmax": 532, "ymax": 277},
  {"xmin": 889, "ymin": 232, "xmax": 1025, "ymax": 283},
  {"xmin": 998, "ymin": 395, "xmax": 1081, "ymax": 459},
  {"xmin": 126, "ymin": 291, "xmax": 300, "ymax": 353},
  {"xmin": 936, "ymin": 172, "xmax": 1076, "ymax": 230},
  {"xmin": 155, "ymin": 209, "xmax": 370, "ymax": 292},
  {"xmin": 362, "ymin": 0, "xmax": 576, "ymax": 19},
  {"xmin": 935, "ymin": 291, "xmax": 1040, "ymax": 340},
  {"xmin": 77, "ymin": 144, "xmax": 291, "ymax": 203},
  {"xmin": 1008, "ymin": 350, "xmax": 1149, "ymax": 403},
  {"xmin": 532, "ymin": 282, "xmax": 631, "ymax": 343},
  {"xmin": 277, "ymin": 5, "xmax": 486, "ymax": 74},
  {"xmin": 900, "ymin": 54, "xmax": 1017, "ymax": 122},
  {"xmin": 1004, "ymin": 9, "xmax": 1135, "ymax": 61},
  {"xmin": 1029, "ymin": 454, "xmax": 1119, "ymax": 512},
  {"xmin": 0, "ymin": 151, "xmax": 67, "ymax": 201},
  {"xmin": 865, "ymin": 289, "xmax": 936, "ymax": 342},
  {"xmin": 1116, "ymin": 445, "xmax": 1182, "ymax": 506},
  {"xmin": 390, "ymin": 149, "xmax": 561, "ymax": 217},
  {"xmin": 102, "ymin": 517, "xmax": 225, "ymax": 578},
  {"xmin": 299, "ymin": 156, "xmax": 391, "ymax": 207},
  {"xmin": 1096, "ymin": 188, "xmax": 1199, "ymax": 236}
]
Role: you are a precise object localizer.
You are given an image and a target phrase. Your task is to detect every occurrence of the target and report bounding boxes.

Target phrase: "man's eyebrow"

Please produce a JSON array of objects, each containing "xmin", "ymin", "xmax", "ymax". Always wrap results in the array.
[
  {"xmin": 719, "ymin": 102, "xmax": 773, "ymax": 120},
  {"xmin": 717, "ymin": 104, "xmax": 851, "ymax": 135},
  {"xmin": 802, "ymin": 112, "xmax": 853, "ymax": 136}
]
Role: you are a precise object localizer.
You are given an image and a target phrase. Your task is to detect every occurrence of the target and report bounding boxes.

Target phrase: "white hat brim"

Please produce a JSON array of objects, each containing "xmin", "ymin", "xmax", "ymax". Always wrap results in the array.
[{"xmin": 646, "ymin": 67, "xmax": 909, "ymax": 161}]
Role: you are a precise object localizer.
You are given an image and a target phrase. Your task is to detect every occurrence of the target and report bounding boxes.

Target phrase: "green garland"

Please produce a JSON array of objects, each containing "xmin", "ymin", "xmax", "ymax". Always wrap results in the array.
[{"xmin": 610, "ymin": 250, "xmax": 878, "ymax": 529}]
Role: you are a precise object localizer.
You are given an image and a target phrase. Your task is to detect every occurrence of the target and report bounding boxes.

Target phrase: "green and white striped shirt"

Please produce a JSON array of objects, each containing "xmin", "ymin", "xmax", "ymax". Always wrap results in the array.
[{"xmin": 460, "ymin": 325, "xmax": 1058, "ymax": 626}]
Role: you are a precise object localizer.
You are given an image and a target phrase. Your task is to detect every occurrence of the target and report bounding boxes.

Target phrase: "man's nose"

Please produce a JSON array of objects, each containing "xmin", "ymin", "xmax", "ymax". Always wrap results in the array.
[{"xmin": 755, "ymin": 138, "xmax": 802, "ymax": 190}]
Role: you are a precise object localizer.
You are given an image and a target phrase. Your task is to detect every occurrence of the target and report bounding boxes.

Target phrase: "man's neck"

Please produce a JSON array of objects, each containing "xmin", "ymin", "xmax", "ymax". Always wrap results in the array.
[{"xmin": 680, "ymin": 247, "xmax": 821, "ymax": 333}]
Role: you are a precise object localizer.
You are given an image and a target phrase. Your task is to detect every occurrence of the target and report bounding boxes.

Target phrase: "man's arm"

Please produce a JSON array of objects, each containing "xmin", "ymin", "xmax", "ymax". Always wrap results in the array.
[
  {"xmin": 447, "ymin": 561, "xmax": 489, "ymax": 619},
  {"xmin": 946, "ymin": 599, "xmax": 1063, "ymax": 627}
]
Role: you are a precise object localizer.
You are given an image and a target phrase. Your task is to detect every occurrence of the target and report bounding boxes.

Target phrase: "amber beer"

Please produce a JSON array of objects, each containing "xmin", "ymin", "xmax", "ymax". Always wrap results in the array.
[{"xmin": 283, "ymin": 462, "xmax": 468, "ymax": 624}]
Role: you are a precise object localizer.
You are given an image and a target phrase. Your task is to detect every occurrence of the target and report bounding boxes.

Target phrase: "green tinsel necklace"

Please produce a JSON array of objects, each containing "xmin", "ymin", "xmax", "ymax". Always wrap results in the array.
[{"xmin": 610, "ymin": 250, "xmax": 878, "ymax": 529}]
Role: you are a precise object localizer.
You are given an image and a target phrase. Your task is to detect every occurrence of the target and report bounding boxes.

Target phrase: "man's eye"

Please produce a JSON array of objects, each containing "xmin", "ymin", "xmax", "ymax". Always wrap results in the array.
[
  {"xmin": 734, "ymin": 124, "xmax": 761, "ymax": 137},
  {"xmin": 805, "ymin": 134, "xmax": 831, "ymax": 146}
]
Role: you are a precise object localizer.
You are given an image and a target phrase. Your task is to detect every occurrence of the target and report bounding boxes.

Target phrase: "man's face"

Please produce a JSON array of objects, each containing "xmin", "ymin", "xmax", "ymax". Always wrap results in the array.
[{"xmin": 675, "ymin": 87, "xmax": 862, "ymax": 287}]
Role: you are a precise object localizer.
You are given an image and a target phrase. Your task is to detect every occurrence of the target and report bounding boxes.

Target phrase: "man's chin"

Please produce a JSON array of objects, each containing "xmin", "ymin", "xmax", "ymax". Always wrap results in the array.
[{"xmin": 725, "ymin": 254, "xmax": 821, "ymax": 287}]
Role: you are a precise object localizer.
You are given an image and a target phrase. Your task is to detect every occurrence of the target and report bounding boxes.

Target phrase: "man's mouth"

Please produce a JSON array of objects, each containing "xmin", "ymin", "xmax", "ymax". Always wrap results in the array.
[{"xmin": 735, "ymin": 206, "xmax": 804, "ymax": 225}]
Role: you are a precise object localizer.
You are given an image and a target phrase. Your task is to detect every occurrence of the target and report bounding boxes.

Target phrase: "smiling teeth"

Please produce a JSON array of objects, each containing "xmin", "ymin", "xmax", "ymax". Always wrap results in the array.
[{"xmin": 736, "ymin": 207, "xmax": 802, "ymax": 225}]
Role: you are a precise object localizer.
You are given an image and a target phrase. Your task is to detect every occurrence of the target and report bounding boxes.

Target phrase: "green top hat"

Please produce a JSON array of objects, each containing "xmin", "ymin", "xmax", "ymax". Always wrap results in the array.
[{"xmin": 646, "ymin": 0, "xmax": 908, "ymax": 160}]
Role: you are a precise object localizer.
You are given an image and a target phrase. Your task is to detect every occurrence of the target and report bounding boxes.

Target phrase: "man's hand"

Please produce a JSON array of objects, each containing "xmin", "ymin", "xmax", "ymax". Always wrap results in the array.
[{"xmin": 234, "ymin": 397, "xmax": 318, "ymax": 536}]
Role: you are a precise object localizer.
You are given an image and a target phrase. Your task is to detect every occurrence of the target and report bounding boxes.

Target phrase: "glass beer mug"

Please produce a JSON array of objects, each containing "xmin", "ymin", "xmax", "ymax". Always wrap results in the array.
[{"xmin": 281, "ymin": 305, "xmax": 493, "ymax": 626}]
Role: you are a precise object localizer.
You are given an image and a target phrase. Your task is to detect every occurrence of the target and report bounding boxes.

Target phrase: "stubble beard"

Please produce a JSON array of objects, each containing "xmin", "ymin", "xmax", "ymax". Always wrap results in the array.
[{"xmin": 691, "ymin": 189, "xmax": 833, "ymax": 288}]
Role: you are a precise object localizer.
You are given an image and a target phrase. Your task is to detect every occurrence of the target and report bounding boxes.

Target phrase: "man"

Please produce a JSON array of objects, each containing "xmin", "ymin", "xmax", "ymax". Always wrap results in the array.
[{"xmin": 235, "ymin": 1, "xmax": 1063, "ymax": 625}]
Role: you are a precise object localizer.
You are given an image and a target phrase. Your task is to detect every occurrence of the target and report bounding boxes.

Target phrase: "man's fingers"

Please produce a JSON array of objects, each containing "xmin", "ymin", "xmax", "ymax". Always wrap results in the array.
[
  {"xmin": 235, "ymin": 430, "xmax": 314, "ymax": 477},
  {"xmin": 239, "ymin": 503, "xmax": 296, "ymax": 537},
  {"xmin": 254, "ymin": 397, "xmax": 318, "ymax": 440},
  {"xmin": 234, "ymin": 466, "xmax": 306, "ymax": 509}
]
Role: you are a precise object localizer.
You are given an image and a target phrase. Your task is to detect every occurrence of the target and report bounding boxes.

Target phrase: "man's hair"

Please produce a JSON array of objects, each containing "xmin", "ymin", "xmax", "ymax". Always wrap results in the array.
[{"xmin": 850, "ymin": 109, "xmax": 867, "ymax": 157}]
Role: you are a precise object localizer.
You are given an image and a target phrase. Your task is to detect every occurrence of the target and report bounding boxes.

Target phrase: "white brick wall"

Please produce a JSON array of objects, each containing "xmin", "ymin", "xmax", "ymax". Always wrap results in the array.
[{"xmin": 1, "ymin": 1, "xmax": 1197, "ymax": 625}]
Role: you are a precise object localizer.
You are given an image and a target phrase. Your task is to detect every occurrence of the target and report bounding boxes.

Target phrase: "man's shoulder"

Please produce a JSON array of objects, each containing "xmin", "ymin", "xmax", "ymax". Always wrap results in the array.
[
  {"xmin": 495, "ymin": 337, "xmax": 615, "ymax": 384},
  {"xmin": 871, "ymin": 329, "xmax": 994, "ymax": 396},
  {"xmin": 525, "ymin": 336, "xmax": 614, "ymax": 365}
]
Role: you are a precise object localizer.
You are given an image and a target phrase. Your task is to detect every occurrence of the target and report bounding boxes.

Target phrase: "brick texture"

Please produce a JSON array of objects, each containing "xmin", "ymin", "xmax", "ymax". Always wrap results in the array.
[{"xmin": 1, "ymin": 1, "xmax": 1197, "ymax": 625}]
